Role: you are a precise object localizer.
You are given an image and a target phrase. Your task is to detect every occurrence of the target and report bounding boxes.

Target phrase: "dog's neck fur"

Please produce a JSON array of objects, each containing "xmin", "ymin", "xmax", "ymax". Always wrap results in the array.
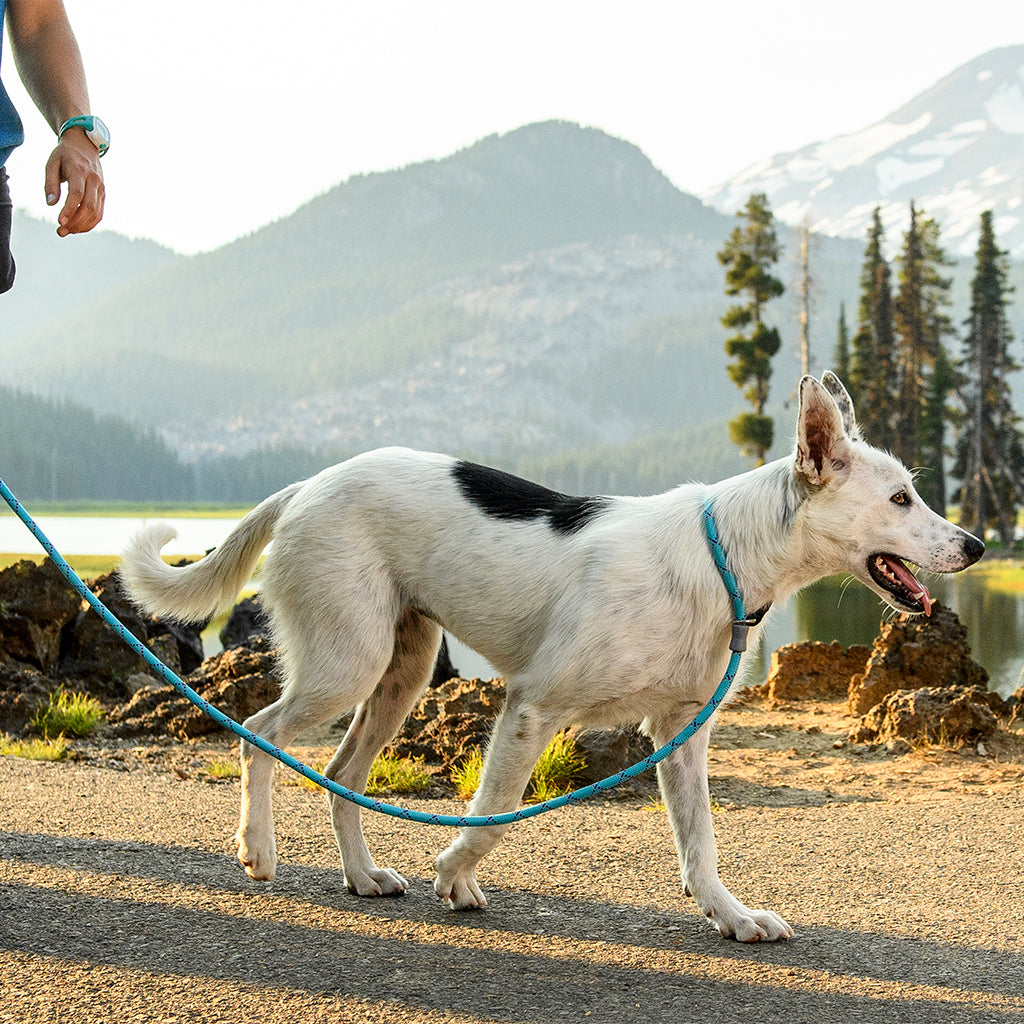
[{"xmin": 705, "ymin": 454, "xmax": 833, "ymax": 615}]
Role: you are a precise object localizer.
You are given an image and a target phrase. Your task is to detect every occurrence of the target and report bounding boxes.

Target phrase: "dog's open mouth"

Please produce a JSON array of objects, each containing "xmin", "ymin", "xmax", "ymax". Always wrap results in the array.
[{"xmin": 867, "ymin": 553, "xmax": 932, "ymax": 616}]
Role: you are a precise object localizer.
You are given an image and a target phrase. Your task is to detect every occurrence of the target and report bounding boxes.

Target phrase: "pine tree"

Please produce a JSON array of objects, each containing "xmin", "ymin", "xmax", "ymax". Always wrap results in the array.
[
  {"xmin": 849, "ymin": 207, "xmax": 897, "ymax": 450},
  {"xmin": 718, "ymin": 193, "xmax": 784, "ymax": 466},
  {"xmin": 833, "ymin": 302, "xmax": 850, "ymax": 383},
  {"xmin": 918, "ymin": 344, "xmax": 953, "ymax": 512},
  {"xmin": 954, "ymin": 210, "xmax": 1024, "ymax": 545},
  {"xmin": 893, "ymin": 203, "xmax": 954, "ymax": 475}
]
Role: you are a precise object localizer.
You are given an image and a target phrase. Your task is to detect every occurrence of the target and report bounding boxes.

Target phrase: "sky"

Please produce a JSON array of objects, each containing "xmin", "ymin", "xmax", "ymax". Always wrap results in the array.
[{"xmin": 2, "ymin": 0, "xmax": 1022, "ymax": 254}]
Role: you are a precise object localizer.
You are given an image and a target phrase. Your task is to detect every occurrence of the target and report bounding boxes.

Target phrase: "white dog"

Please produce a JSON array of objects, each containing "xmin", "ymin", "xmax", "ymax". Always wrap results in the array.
[{"xmin": 119, "ymin": 373, "xmax": 983, "ymax": 942}]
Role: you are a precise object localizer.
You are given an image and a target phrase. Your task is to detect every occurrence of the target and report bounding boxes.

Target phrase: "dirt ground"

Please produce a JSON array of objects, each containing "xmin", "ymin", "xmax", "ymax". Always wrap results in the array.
[{"xmin": 2, "ymin": 696, "xmax": 1022, "ymax": 1024}]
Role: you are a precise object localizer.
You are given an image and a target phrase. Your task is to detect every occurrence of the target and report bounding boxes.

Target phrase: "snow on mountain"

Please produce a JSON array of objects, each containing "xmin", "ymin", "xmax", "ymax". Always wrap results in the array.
[{"xmin": 703, "ymin": 45, "xmax": 1024, "ymax": 258}]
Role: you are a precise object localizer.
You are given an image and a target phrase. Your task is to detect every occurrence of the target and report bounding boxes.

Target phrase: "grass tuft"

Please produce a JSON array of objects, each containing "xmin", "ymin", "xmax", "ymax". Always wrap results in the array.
[
  {"xmin": 206, "ymin": 756, "xmax": 242, "ymax": 780},
  {"xmin": 0, "ymin": 732, "xmax": 71, "ymax": 761},
  {"xmin": 30, "ymin": 688, "xmax": 104, "ymax": 739},
  {"xmin": 366, "ymin": 752, "xmax": 431, "ymax": 796},
  {"xmin": 451, "ymin": 733, "xmax": 587, "ymax": 804},
  {"xmin": 450, "ymin": 747, "xmax": 484, "ymax": 801},
  {"xmin": 282, "ymin": 751, "xmax": 432, "ymax": 795},
  {"xmin": 526, "ymin": 732, "xmax": 586, "ymax": 803}
]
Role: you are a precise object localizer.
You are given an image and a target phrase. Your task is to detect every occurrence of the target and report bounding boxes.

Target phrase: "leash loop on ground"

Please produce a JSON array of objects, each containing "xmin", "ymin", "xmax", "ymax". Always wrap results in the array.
[{"xmin": 1, "ymin": 476, "xmax": 747, "ymax": 828}]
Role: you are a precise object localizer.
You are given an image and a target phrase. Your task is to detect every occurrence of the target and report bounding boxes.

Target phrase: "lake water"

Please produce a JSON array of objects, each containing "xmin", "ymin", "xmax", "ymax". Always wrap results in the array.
[
  {"xmin": 3, "ymin": 512, "xmax": 1020, "ymax": 698},
  {"xmin": 0, "ymin": 513, "xmax": 241, "ymax": 559}
]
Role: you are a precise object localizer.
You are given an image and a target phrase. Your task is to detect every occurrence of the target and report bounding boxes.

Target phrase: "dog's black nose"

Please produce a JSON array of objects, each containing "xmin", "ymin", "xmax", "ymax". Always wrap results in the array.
[{"xmin": 964, "ymin": 532, "xmax": 985, "ymax": 565}]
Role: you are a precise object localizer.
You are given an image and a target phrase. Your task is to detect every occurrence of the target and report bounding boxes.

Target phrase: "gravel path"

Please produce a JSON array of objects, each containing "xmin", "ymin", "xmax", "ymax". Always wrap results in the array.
[{"xmin": 1, "ymin": 749, "xmax": 1022, "ymax": 1024}]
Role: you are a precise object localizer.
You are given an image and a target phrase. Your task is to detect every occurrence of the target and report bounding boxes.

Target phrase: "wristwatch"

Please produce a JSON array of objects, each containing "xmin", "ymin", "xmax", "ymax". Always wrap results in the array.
[{"xmin": 57, "ymin": 115, "xmax": 110, "ymax": 157}]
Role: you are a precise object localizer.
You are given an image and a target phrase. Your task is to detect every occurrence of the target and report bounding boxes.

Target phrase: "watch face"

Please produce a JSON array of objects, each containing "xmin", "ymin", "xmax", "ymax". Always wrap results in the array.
[{"xmin": 87, "ymin": 117, "xmax": 110, "ymax": 155}]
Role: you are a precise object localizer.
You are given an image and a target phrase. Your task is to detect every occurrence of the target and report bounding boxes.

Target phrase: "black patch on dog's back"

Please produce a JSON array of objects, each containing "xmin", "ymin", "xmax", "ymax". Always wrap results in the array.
[{"xmin": 453, "ymin": 460, "xmax": 609, "ymax": 535}]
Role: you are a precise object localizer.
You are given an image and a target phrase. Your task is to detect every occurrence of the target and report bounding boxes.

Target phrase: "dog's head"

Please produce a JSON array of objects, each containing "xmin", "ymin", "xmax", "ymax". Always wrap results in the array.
[{"xmin": 793, "ymin": 372, "xmax": 984, "ymax": 616}]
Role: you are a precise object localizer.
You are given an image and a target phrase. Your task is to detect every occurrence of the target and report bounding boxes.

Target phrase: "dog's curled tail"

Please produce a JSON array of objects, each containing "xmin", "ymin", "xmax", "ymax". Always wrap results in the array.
[{"xmin": 118, "ymin": 482, "xmax": 303, "ymax": 623}]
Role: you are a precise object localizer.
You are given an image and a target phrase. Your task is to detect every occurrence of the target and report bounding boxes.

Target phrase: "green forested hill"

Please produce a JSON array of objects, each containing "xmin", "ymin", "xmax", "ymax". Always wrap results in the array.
[{"xmin": 0, "ymin": 381, "xmax": 754, "ymax": 503}]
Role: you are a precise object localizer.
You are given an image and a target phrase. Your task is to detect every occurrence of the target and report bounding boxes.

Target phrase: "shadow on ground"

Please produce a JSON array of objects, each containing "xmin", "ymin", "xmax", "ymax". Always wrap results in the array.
[{"xmin": 2, "ymin": 831, "xmax": 1020, "ymax": 1024}]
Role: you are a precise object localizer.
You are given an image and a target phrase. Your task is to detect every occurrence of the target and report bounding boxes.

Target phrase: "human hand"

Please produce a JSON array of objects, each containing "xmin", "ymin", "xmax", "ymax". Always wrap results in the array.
[{"xmin": 44, "ymin": 130, "xmax": 105, "ymax": 236}]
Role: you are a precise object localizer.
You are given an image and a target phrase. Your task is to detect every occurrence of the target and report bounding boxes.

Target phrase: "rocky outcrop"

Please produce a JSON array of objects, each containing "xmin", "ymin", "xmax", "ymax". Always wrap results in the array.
[
  {"xmin": 390, "ymin": 676, "xmax": 506, "ymax": 766},
  {"xmin": 388, "ymin": 674, "xmax": 654, "ymax": 781},
  {"xmin": 564, "ymin": 724, "xmax": 654, "ymax": 785},
  {"xmin": 57, "ymin": 571, "xmax": 204, "ymax": 698},
  {"xmin": 847, "ymin": 603, "xmax": 988, "ymax": 717},
  {"xmin": 0, "ymin": 559, "xmax": 81, "ymax": 674},
  {"xmin": 218, "ymin": 595, "xmax": 270, "ymax": 650},
  {"xmin": 849, "ymin": 685, "xmax": 1002, "ymax": 746},
  {"xmin": 0, "ymin": 560, "xmax": 205, "ymax": 733},
  {"xmin": 107, "ymin": 637, "xmax": 281, "ymax": 740},
  {"xmin": 760, "ymin": 641, "xmax": 871, "ymax": 703},
  {"xmin": 1006, "ymin": 685, "xmax": 1024, "ymax": 723},
  {"xmin": 847, "ymin": 603, "xmax": 1000, "ymax": 746}
]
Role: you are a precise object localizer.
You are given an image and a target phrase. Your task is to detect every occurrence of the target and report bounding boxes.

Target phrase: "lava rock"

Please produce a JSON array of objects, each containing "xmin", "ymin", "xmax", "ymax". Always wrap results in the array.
[
  {"xmin": 759, "ymin": 641, "xmax": 871, "ymax": 703},
  {"xmin": 847, "ymin": 602, "xmax": 988, "ymax": 717},
  {"xmin": 849, "ymin": 685, "xmax": 1002, "ymax": 746},
  {"xmin": 0, "ymin": 559, "xmax": 81, "ymax": 673},
  {"xmin": 107, "ymin": 637, "xmax": 280, "ymax": 739}
]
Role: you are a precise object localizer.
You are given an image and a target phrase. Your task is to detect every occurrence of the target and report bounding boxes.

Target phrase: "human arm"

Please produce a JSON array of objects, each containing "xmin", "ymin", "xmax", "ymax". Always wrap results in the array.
[{"xmin": 5, "ymin": 0, "xmax": 104, "ymax": 235}]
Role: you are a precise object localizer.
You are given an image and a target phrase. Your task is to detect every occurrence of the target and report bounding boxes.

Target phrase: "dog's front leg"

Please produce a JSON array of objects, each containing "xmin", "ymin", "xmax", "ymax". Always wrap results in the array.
[
  {"xmin": 434, "ymin": 700, "xmax": 560, "ymax": 910},
  {"xmin": 651, "ymin": 717, "xmax": 794, "ymax": 942}
]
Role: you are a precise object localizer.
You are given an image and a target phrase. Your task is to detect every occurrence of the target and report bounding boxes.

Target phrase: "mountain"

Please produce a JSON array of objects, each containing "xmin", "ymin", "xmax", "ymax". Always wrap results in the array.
[
  {"xmin": 703, "ymin": 46, "xmax": 1024, "ymax": 258},
  {"xmin": 2, "ymin": 122, "xmax": 783, "ymax": 465},
  {"xmin": 2, "ymin": 114, "xmax": 1019, "ymax": 490},
  {"xmin": 0, "ymin": 210, "xmax": 178, "ymax": 343}
]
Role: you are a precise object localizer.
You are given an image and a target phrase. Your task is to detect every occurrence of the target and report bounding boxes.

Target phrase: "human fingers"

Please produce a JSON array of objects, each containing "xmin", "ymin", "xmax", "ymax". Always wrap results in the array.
[
  {"xmin": 57, "ymin": 171, "xmax": 104, "ymax": 236},
  {"xmin": 44, "ymin": 148, "xmax": 63, "ymax": 209},
  {"xmin": 46, "ymin": 139, "xmax": 105, "ymax": 236}
]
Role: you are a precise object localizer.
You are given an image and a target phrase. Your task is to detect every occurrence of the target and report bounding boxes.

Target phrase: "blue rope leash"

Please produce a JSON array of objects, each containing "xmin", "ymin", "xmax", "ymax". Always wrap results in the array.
[{"xmin": 0, "ymin": 476, "xmax": 746, "ymax": 827}]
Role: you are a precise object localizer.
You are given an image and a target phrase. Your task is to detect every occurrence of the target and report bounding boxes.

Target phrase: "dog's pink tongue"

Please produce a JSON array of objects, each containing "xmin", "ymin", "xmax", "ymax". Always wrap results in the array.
[{"xmin": 887, "ymin": 556, "xmax": 932, "ymax": 616}]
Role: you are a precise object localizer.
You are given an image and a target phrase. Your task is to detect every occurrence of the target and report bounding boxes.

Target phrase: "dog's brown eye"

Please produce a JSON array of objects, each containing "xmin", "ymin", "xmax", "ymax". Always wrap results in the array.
[{"xmin": 891, "ymin": 490, "xmax": 911, "ymax": 507}]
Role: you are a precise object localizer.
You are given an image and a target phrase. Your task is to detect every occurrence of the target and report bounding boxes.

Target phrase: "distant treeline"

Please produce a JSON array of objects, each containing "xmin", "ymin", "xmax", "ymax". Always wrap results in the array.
[
  {"xmin": 0, "ymin": 384, "xmax": 755, "ymax": 505},
  {"xmin": 0, "ymin": 386, "xmax": 191, "ymax": 501}
]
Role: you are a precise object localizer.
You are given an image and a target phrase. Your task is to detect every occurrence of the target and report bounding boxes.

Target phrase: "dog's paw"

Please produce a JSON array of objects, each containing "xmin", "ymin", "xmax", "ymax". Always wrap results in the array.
[
  {"xmin": 434, "ymin": 846, "xmax": 488, "ymax": 909},
  {"xmin": 706, "ymin": 903, "xmax": 794, "ymax": 942},
  {"xmin": 433, "ymin": 872, "xmax": 488, "ymax": 910},
  {"xmin": 237, "ymin": 836, "xmax": 277, "ymax": 882},
  {"xmin": 345, "ymin": 867, "xmax": 409, "ymax": 897}
]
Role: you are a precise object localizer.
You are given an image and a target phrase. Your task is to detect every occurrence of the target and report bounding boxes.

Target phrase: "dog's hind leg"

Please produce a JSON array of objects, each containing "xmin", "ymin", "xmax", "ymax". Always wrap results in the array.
[
  {"xmin": 650, "ymin": 714, "xmax": 794, "ymax": 942},
  {"xmin": 322, "ymin": 609, "xmax": 443, "ymax": 897},
  {"xmin": 235, "ymin": 620, "xmax": 398, "ymax": 882},
  {"xmin": 434, "ymin": 695, "xmax": 562, "ymax": 910}
]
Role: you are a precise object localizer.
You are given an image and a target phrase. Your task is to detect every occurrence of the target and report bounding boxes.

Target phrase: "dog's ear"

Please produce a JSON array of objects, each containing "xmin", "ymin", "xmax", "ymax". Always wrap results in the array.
[
  {"xmin": 795, "ymin": 375, "xmax": 854, "ymax": 487},
  {"xmin": 820, "ymin": 371, "xmax": 862, "ymax": 442}
]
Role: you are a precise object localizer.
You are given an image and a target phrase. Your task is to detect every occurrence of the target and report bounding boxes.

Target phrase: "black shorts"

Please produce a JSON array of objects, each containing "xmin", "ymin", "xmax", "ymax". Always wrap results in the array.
[{"xmin": 1, "ymin": 165, "xmax": 14, "ymax": 294}]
